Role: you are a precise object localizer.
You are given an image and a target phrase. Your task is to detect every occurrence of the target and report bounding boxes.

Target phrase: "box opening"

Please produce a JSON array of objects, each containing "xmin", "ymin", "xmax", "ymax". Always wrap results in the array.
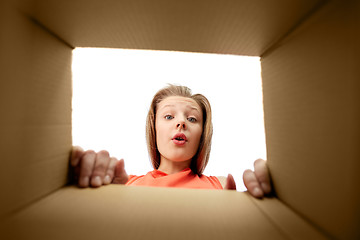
[{"xmin": 72, "ymin": 47, "xmax": 266, "ymax": 191}]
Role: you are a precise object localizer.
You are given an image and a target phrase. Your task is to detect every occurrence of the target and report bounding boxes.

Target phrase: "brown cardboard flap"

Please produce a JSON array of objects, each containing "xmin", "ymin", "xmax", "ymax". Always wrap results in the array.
[
  {"xmin": 261, "ymin": 0, "xmax": 360, "ymax": 239},
  {"xmin": 0, "ymin": 2, "xmax": 72, "ymax": 218},
  {"xmin": 28, "ymin": 0, "xmax": 325, "ymax": 56},
  {"xmin": 1, "ymin": 185, "xmax": 324, "ymax": 240},
  {"xmin": 249, "ymin": 196, "xmax": 327, "ymax": 239}
]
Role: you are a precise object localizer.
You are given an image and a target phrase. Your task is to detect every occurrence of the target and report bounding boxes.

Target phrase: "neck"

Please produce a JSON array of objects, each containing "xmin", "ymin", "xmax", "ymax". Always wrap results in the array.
[{"xmin": 157, "ymin": 157, "xmax": 191, "ymax": 174}]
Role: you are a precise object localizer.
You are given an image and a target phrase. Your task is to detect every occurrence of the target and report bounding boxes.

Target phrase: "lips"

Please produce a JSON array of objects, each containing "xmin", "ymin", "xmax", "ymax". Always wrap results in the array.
[{"xmin": 172, "ymin": 133, "xmax": 187, "ymax": 145}]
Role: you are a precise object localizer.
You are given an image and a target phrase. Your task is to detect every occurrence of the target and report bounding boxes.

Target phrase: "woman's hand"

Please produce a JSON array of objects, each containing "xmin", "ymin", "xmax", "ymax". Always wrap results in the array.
[
  {"xmin": 243, "ymin": 158, "xmax": 272, "ymax": 198},
  {"xmin": 225, "ymin": 159, "xmax": 272, "ymax": 198},
  {"xmin": 70, "ymin": 146, "xmax": 129, "ymax": 187}
]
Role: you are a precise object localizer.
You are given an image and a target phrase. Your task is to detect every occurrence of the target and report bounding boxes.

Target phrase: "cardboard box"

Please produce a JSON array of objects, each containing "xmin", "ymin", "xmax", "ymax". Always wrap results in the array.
[{"xmin": 0, "ymin": 0, "xmax": 358, "ymax": 239}]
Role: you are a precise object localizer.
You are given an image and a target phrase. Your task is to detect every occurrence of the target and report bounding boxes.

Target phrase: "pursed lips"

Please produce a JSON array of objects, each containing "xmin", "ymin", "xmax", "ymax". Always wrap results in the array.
[{"xmin": 172, "ymin": 133, "xmax": 187, "ymax": 145}]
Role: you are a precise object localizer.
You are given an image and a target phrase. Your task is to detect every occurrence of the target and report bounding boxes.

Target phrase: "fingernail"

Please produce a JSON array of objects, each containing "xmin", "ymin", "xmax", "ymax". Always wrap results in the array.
[
  {"xmin": 253, "ymin": 187, "xmax": 263, "ymax": 197},
  {"xmin": 91, "ymin": 176, "xmax": 102, "ymax": 187},
  {"xmin": 103, "ymin": 175, "xmax": 111, "ymax": 185},
  {"xmin": 79, "ymin": 176, "xmax": 89, "ymax": 187}
]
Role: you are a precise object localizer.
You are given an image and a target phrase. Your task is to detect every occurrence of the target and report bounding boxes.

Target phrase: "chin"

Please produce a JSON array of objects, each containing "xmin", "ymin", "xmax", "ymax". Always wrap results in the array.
[
  {"xmin": 166, "ymin": 155, "xmax": 192, "ymax": 163},
  {"xmin": 171, "ymin": 157, "xmax": 191, "ymax": 162}
]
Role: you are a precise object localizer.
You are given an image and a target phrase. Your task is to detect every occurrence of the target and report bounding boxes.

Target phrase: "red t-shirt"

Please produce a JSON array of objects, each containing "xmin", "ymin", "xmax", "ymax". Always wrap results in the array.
[{"xmin": 125, "ymin": 168, "xmax": 223, "ymax": 190}]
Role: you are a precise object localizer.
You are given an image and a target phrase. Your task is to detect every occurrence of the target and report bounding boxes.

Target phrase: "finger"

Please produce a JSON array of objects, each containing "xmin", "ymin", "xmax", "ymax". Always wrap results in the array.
[
  {"xmin": 254, "ymin": 159, "xmax": 272, "ymax": 194},
  {"xmin": 71, "ymin": 146, "xmax": 84, "ymax": 167},
  {"xmin": 91, "ymin": 150, "xmax": 110, "ymax": 187},
  {"xmin": 112, "ymin": 159, "xmax": 129, "ymax": 184},
  {"xmin": 224, "ymin": 174, "xmax": 237, "ymax": 190},
  {"xmin": 73, "ymin": 164, "xmax": 80, "ymax": 182},
  {"xmin": 103, "ymin": 157, "xmax": 118, "ymax": 185},
  {"xmin": 243, "ymin": 169, "xmax": 264, "ymax": 198},
  {"xmin": 78, "ymin": 150, "xmax": 96, "ymax": 187}
]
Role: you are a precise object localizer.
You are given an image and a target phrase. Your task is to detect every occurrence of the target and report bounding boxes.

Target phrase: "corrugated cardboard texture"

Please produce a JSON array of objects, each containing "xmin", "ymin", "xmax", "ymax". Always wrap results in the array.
[
  {"xmin": 0, "ymin": 1, "xmax": 72, "ymax": 218},
  {"xmin": 1, "ymin": 185, "xmax": 325, "ymax": 240},
  {"xmin": 28, "ymin": 0, "xmax": 326, "ymax": 56},
  {"xmin": 261, "ymin": 0, "xmax": 360, "ymax": 239}
]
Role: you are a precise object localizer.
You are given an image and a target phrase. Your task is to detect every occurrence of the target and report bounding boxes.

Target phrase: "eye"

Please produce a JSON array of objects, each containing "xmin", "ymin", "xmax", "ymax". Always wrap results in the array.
[
  {"xmin": 164, "ymin": 115, "xmax": 174, "ymax": 120},
  {"xmin": 187, "ymin": 117, "xmax": 197, "ymax": 123}
]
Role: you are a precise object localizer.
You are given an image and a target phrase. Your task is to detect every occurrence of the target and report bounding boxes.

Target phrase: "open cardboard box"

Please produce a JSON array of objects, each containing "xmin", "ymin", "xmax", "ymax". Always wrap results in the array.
[{"xmin": 1, "ymin": 0, "xmax": 359, "ymax": 239}]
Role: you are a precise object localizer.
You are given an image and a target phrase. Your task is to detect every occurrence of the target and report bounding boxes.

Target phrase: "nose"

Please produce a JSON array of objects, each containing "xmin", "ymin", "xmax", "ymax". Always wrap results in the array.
[{"xmin": 176, "ymin": 120, "xmax": 186, "ymax": 130}]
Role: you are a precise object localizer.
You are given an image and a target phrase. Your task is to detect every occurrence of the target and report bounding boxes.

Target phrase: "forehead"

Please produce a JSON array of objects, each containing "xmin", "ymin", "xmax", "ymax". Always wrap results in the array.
[{"xmin": 157, "ymin": 96, "xmax": 201, "ymax": 112}]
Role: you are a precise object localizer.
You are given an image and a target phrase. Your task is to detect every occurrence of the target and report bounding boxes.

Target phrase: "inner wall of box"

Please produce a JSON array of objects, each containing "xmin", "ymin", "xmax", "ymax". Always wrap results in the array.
[
  {"xmin": 261, "ymin": 1, "xmax": 360, "ymax": 239},
  {"xmin": 0, "ymin": 6, "xmax": 72, "ymax": 218},
  {"xmin": 1, "ymin": 0, "xmax": 359, "ymax": 239}
]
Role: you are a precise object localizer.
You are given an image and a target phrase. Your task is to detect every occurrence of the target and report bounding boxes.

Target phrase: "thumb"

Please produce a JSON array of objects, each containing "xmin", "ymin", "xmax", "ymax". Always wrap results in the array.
[
  {"xmin": 112, "ymin": 159, "xmax": 129, "ymax": 184},
  {"xmin": 224, "ymin": 173, "xmax": 237, "ymax": 190}
]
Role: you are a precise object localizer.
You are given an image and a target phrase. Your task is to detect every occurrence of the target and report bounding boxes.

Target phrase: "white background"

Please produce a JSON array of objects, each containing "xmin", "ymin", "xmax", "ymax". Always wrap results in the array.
[{"xmin": 72, "ymin": 48, "xmax": 266, "ymax": 191}]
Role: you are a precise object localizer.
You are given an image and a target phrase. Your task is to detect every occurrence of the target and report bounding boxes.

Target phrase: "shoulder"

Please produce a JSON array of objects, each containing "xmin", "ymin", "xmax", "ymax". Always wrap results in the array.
[
  {"xmin": 199, "ymin": 175, "xmax": 223, "ymax": 189},
  {"xmin": 125, "ymin": 174, "xmax": 145, "ymax": 185}
]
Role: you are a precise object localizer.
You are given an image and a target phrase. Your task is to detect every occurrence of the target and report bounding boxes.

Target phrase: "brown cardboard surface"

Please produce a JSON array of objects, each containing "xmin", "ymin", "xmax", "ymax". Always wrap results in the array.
[
  {"xmin": 27, "ymin": 0, "xmax": 326, "ymax": 56},
  {"xmin": 261, "ymin": 0, "xmax": 360, "ymax": 239},
  {"xmin": 249, "ymin": 196, "xmax": 327, "ymax": 239},
  {"xmin": 1, "ymin": 185, "xmax": 324, "ymax": 240},
  {"xmin": 0, "ymin": 1, "xmax": 72, "ymax": 218},
  {"xmin": 1, "ymin": 0, "xmax": 358, "ymax": 239}
]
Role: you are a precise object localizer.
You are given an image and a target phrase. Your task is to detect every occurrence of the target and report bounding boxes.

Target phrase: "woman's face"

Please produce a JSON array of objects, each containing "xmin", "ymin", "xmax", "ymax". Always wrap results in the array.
[{"xmin": 155, "ymin": 96, "xmax": 203, "ymax": 165}]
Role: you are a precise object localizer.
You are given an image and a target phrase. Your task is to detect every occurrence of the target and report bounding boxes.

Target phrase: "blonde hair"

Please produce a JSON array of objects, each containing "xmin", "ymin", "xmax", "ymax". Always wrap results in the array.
[{"xmin": 146, "ymin": 85, "xmax": 213, "ymax": 175}]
